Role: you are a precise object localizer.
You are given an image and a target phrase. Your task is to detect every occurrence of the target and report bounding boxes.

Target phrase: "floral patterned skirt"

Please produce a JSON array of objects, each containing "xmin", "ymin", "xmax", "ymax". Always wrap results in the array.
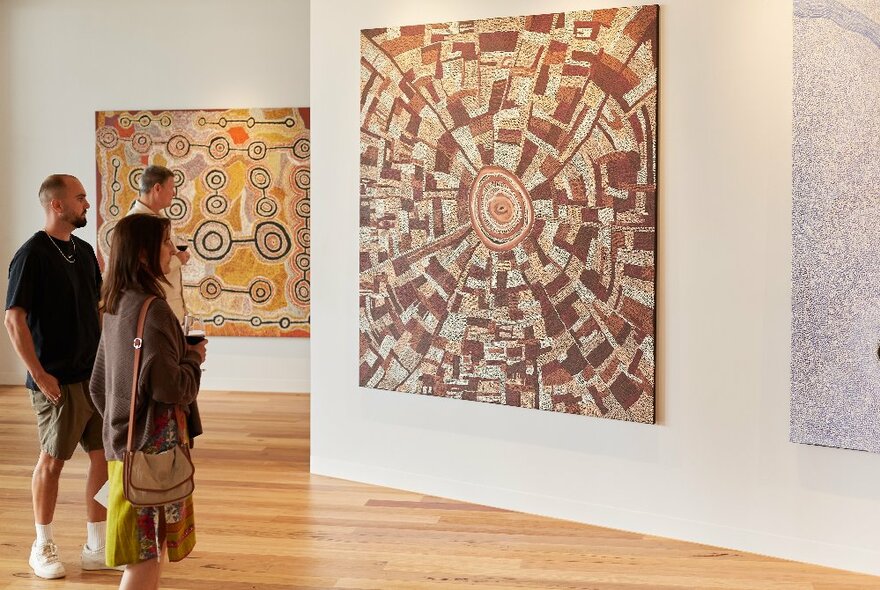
[{"xmin": 106, "ymin": 406, "xmax": 196, "ymax": 566}]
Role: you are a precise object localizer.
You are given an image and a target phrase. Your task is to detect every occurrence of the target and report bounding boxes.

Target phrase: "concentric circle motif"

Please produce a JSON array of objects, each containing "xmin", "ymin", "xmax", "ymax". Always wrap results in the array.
[
  {"xmin": 166, "ymin": 197, "xmax": 188, "ymax": 221},
  {"xmin": 295, "ymin": 226, "xmax": 310, "ymax": 249},
  {"xmin": 138, "ymin": 114, "xmax": 152, "ymax": 127},
  {"xmin": 166, "ymin": 134, "xmax": 190, "ymax": 158},
  {"xmin": 198, "ymin": 277, "xmax": 223, "ymax": 300},
  {"xmin": 208, "ymin": 136, "xmax": 230, "ymax": 160},
  {"xmin": 158, "ymin": 114, "xmax": 172, "ymax": 127},
  {"xmin": 173, "ymin": 169, "xmax": 185, "ymax": 188},
  {"xmin": 205, "ymin": 169, "xmax": 227, "ymax": 191},
  {"xmin": 247, "ymin": 141, "xmax": 267, "ymax": 160},
  {"xmin": 292, "ymin": 137, "xmax": 310, "ymax": 159},
  {"xmin": 211, "ymin": 315, "xmax": 226, "ymax": 327},
  {"xmin": 250, "ymin": 317, "xmax": 262, "ymax": 327},
  {"xmin": 248, "ymin": 278, "xmax": 273, "ymax": 304},
  {"xmin": 218, "ymin": 117, "xmax": 227, "ymax": 128},
  {"xmin": 118, "ymin": 116, "xmax": 133, "ymax": 128},
  {"xmin": 284, "ymin": 117, "xmax": 295, "ymax": 128},
  {"xmin": 131, "ymin": 132, "xmax": 152, "ymax": 154},
  {"xmin": 293, "ymin": 278, "xmax": 310, "ymax": 304},
  {"xmin": 295, "ymin": 198, "xmax": 310, "ymax": 218},
  {"xmin": 279, "ymin": 317, "xmax": 291, "ymax": 329},
  {"xmin": 468, "ymin": 166, "xmax": 534, "ymax": 252},
  {"xmin": 256, "ymin": 197, "xmax": 278, "ymax": 217},
  {"xmin": 109, "ymin": 205, "xmax": 120, "ymax": 216},
  {"xmin": 254, "ymin": 221, "xmax": 292, "ymax": 261},
  {"xmin": 294, "ymin": 252, "xmax": 310, "ymax": 272},
  {"xmin": 292, "ymin": 167, "xmax": 310, "ymax": 191},
  {"xmin": 193, "ymin": 221, "xmax": 233, "ymax": 261},
  {"xmin": 97, "ymin": 127, "xmax": 118, "ymax": 148},
  {"xmin": 128, "ymin": 168, "xmax": 143, "ymax": 192},
  {"xmin": 246, "ymin": 117, "xmax": 256, "ymax": 128},
  {"xmin": 205, "ymin": 195, "xmax": 229, "ymax": 216},
  {"xmin": 111, "ymin": 181, "xmax": 122, "ymax": 193},
  {"xmin": 249, "ymin": 167, "xmax": 271, "ymax": 190}
]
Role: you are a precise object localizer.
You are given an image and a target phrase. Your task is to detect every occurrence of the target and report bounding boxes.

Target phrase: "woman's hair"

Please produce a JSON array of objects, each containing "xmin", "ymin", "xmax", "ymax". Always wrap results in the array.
[{"xmin": 101, "ymin": 214, "xmax": 171, "ymax": 314}]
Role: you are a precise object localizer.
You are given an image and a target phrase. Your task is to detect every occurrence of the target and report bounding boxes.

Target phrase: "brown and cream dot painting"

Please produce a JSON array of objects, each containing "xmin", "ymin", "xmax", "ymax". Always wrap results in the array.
[{"xmin": 359, "ymin": 6, "xmax": 658, "ymax": 422}]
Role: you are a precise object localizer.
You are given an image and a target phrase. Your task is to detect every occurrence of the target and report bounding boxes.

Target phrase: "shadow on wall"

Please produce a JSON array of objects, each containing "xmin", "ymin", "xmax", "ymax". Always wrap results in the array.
[
  {"xmin": 361, "ymin": 389, "xmax": 662, "ymax": 464},
  {"xmin": 0, "ymin": 3, "xmax": 20, "ymax": 381},
  {"xmin": 0, "ymin": 5, "xmax": 13, "ymax": 259}
]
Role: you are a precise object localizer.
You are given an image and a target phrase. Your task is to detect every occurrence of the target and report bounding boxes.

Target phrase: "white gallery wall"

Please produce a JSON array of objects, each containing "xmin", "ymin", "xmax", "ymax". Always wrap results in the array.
[
  {"xmin": 311, "ymin": 0, "xmax": 880, "ymax": 576},
  {"xmin": 0, "ymin": 0, "xmax": 311, "ymax": 392}
]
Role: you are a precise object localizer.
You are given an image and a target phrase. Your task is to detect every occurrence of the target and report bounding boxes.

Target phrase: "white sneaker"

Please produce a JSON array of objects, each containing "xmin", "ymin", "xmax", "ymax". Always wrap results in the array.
[
  {"xmin": 29, "ymin": 540, "xmax": 66, "ymax": 579},
  {"xmin": 81, "ymin": 544, "xmax": 124, "ymax": 571}
]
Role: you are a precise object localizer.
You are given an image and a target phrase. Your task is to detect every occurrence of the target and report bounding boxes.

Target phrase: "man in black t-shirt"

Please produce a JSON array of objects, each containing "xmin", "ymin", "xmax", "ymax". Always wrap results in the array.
[{"xmin": 5, "ymin": 174, "xmax": 117, "ymax": 579}]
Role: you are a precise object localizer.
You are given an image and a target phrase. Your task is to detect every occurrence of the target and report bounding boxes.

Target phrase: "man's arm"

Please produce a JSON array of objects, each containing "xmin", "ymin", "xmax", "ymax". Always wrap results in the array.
[{"xmin": 4, "ymin": 307, "xmax": 61, "ymax": 404}]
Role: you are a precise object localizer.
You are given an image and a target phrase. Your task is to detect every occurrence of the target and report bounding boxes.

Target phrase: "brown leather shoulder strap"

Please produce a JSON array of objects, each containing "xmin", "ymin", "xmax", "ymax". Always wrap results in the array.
[{"xmin": 126, "ymin": 295, "xmax": 157, "ymax": 453}]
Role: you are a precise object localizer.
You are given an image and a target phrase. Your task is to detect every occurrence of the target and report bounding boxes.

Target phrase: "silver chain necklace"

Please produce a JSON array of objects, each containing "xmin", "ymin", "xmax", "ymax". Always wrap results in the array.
[{"xmin": 42, "ymin": 230, "xmax": 76, "ymax": 264}]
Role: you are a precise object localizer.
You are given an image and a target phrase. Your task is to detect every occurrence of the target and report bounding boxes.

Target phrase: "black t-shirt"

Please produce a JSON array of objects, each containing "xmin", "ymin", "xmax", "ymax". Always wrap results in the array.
[{"xmin": 6, "ymin": 231, "xmax": 102, "ymax": 390}]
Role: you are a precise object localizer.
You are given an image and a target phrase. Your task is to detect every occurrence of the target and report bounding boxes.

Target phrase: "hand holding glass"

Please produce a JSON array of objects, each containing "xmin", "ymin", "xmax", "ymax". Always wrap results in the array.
[
  {"xmin": 184, "ymin": 316, "xmax": 208, "ymax": 366},
  {"xmin": 185, "ymin": 317, "xmax": 205, "ymax": 345},
  {"xmin": 175, "ymin": 237, "xmax": 191, "ymax": 265}
]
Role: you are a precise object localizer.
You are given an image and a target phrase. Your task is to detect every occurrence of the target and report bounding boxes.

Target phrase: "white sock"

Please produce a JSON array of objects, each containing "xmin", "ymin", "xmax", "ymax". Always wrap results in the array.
[
  {"xmin": 86, "ymin": 521, "xmax": 106, "ymax": 551},
  {"xmin": 35, "ymin": 523, "xmax": 53, "ymax": 545}
]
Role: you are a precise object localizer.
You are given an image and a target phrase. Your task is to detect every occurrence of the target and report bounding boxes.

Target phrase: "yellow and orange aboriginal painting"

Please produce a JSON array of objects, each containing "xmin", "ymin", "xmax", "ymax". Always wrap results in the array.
[
  {"xmin": 96, "ymin": 108, "xmax": 310, "ymax": 337},
  {"xmin": 359, "ymin": 7, "xmax": 657, "ymax": 421}
]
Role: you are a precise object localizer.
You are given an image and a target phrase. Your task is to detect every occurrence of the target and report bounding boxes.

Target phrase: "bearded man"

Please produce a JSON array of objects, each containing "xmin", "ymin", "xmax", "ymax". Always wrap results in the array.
[{"xmin": 5, "ymin": 174, "xmax": 116, "ymax": 578}]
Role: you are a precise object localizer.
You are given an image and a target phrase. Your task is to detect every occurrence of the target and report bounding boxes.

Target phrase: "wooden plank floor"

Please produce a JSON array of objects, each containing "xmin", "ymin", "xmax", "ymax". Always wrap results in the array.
[{"xmin": 0, "ymin": 386, "xmax": 877, "ymax": 589}]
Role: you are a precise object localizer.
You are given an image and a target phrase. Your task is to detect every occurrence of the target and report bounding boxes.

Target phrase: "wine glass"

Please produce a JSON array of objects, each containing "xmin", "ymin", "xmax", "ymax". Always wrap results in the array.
[
  {"xmin": 175, "ymin": 236, "xmax": 189, "ymax": 253},
  {"xmin": 185, "ymin": 317, "xmax": 206, "ymax": 346},
  {"xmin": 185, "ymin": 316, "xmax": 207, "ymax": 372}
]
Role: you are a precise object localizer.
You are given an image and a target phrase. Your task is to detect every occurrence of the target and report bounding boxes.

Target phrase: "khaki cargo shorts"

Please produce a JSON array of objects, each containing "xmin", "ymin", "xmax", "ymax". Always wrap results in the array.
[{"xmin": 29, "ymin": 380, "xmax": 103, "ymax": 460}]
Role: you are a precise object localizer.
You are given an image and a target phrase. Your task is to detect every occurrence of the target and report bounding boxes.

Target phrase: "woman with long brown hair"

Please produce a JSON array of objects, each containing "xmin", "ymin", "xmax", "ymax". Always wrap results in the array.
[{"xmin": 90, "ymin": 213, "xmax": 207, "ymax": 589}]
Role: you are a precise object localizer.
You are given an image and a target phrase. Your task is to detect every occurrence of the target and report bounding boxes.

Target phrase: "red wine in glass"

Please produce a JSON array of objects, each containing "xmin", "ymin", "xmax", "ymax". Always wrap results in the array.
[
  {"xmin": 185, "ymin": 329, "xmax": 205, "ymax": 345},
  {"xmin": 185, "ymin": 317, "xmax": 206, "ymax": 345}
]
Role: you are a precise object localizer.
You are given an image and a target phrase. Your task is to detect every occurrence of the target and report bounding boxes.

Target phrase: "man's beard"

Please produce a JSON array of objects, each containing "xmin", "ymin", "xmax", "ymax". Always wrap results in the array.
[{"xmin": 64, "ymin": 210, "xmax": 87, "ymax": 228}]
